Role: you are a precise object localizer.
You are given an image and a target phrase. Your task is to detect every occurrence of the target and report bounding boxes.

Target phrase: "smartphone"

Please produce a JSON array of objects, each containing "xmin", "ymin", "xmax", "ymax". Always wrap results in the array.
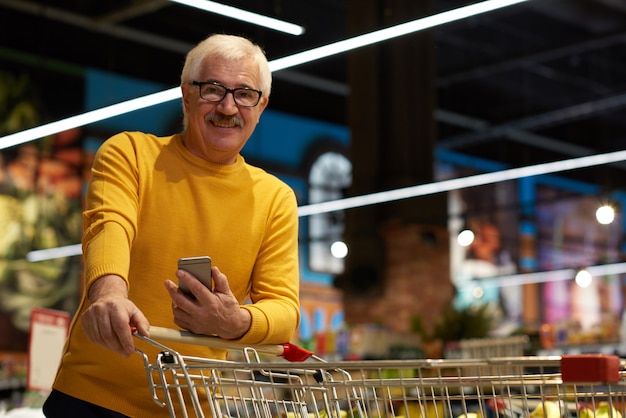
[{"xmin": 177, "ymin": 256, "xmax": 213, "ymax": 297}]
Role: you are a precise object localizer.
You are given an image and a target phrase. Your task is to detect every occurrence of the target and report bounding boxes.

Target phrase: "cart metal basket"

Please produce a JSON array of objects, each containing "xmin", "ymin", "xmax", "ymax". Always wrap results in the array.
[{"xmin": 135, "ymin": 327, "xmax": 626, "ymax": 418}]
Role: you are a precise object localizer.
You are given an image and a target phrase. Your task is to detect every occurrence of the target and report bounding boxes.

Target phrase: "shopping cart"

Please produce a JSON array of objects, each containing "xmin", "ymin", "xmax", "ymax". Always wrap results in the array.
[{"xmin": 134, "ymin": 327, "xmax": 626, "ymax": 418}]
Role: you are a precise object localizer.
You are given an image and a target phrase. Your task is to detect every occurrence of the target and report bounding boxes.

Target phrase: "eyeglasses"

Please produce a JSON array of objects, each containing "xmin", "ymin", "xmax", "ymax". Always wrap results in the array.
[{"xmin": 191, "ymin": 81, "xmax": 263, "ymax": 107}]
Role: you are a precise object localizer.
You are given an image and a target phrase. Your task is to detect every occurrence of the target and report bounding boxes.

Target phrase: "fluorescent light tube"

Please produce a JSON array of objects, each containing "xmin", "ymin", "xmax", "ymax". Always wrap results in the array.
[
  {"xmin": 479, "ymin": 262, "xmax": 626, "ymax": 289},
  {"xmin": 297, "ymin": 149, "xmax": 626, "ymax": 216},
  {"xmin": 270, "ymin": 0, "xmax": 529, "ymax": 71},
  {"xmin": 170, "ymin": 0, "xmax": 305, "ymax": 36},
  {"xmin": 26, "ymin": 150, "xmax": 626, "ymax": 261},
  {"xmin": 0, "ymin": 88, "xmax": 181, "ymax": 151},
  {"xmin": 27, "ymin": 244, "xmax": 83, "ymax": 262}
]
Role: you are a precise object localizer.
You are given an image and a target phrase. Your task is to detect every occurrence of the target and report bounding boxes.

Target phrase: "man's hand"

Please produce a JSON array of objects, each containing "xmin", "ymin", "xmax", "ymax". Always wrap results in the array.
[
  {"xmin": 81, "ymin": 275, "xmax": 150, "ymax": 357},
  {"xmin": 165, "ymin": 266, "xmax": 251, "ymax": 339}
]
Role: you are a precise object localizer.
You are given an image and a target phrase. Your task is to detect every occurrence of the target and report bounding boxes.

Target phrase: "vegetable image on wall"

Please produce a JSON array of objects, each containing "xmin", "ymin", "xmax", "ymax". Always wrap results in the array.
[{"xmin": 0, "ymin": 70, "xmax": 83, "ymax": 351}]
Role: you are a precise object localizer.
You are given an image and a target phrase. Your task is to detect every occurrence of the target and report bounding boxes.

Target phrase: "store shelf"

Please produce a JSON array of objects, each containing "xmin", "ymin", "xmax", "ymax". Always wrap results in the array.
[{"xmin": 537, "ymin": 342, "xmax": 626, "ymax": 356}]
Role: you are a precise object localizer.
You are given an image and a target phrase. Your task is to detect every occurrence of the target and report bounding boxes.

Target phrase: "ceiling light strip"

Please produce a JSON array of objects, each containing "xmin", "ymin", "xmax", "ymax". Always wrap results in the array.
[
  {"xmin": 26, "ymin": 244, "xmax": 83, "ymax": 262},
  {"xmin": 0, "ymin": 88, "xmax": 181, "ymax": 150},
  {"xmin": 26, "ymin": 241, "xmax": 626, "ymax": 292},
  {"xmin": 269, "ymin": 0, "xmax": 529, "ymax": 71},
  {"xmin": 25, "ymin": 150, "xmax": 626, "ymax": 262},
  {"xmin": 480, "ymin": 269, "xmax": 575, "ymax": 288},
  {"xmin": 0, "ymin": 0, "xmax": 529, "ymax": 149},
  {"xmin": 169, "ymin": 0, "xmax": 305, "ymax": 36},
  {"xmin": 479, "ymin": 262, "xmax": 626, "ymax": 289},
  {"xmin": 297, "ymin": 149, "xmax": 626, "ymax": 216}
]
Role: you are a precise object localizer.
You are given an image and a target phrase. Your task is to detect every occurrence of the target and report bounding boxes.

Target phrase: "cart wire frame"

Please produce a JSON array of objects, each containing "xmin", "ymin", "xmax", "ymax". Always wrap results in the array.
[{"xmin": 134, "ymin": 330, "xmax": 626, "ymax": 418}]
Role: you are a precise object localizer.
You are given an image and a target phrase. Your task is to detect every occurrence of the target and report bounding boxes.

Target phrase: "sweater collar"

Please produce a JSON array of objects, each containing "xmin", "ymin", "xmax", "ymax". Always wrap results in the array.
[{"xmin": 173, "ymin": 134, "xmax": 245, "ymax": 173}]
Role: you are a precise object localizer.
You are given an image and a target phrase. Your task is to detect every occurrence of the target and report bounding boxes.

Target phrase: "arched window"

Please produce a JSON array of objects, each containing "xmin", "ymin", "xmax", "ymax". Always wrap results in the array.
[{"xmin": 308, "ymin": 151, "xmax": 352, "ymax": 274}]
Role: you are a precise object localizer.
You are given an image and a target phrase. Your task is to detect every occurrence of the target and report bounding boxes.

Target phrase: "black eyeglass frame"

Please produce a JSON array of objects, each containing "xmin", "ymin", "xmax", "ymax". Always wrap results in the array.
[{"xmin": 191, "ymin": 81, "xmax": 263, "ymax": 108}]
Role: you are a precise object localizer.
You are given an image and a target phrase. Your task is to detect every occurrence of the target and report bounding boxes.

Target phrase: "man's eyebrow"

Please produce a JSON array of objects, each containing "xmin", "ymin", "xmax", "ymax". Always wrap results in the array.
[{"xmin": 202, "ymin": 79, "xmax": 255, "ymax": 89}]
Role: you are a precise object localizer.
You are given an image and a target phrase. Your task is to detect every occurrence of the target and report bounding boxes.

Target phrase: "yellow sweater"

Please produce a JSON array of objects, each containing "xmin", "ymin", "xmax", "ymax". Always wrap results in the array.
[{"xmin": 53, "ymin": 132, "xmax": 300, "ymax": 417}]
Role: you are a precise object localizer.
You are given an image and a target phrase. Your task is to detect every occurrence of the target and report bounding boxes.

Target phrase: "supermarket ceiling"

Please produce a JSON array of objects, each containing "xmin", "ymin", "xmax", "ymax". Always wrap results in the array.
[{"xmin": 2, "ymin": 0, "xmax": 626, "ymax": 191}]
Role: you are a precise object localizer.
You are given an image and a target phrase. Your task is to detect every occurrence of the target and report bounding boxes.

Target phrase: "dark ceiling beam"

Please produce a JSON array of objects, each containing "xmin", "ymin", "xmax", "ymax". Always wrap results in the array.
[
  {"xmin": 435, "ymin": 109, "xmax": 593, "ymax": 156},
  {"xmin": 598, "ymin": 0, "xmax": 626, "ymax": 13},
  {"xmin": 0, "ymin": 0, "xmax": 191, "ymax": 53},
  {"xmin": 98, "ymin": 0, "xmax": 170, "ymax": 24},
  {"xmin": 437, "ymin": 30, "xmax": 626, "ymax": 89},
  {"xmin": 437, "ymin": 90, "xmax": 626, "ymax": 167},
  {"xmin": 0, "ymin": 0, "xmax": 339, "ymax": 95},
  {"xmin": 435, "ymin": 108, "xmax": 626, "ymax": 172},
  {"xmin": 272, "ymin": 69, "xmax": 350, "ymax": 96}
]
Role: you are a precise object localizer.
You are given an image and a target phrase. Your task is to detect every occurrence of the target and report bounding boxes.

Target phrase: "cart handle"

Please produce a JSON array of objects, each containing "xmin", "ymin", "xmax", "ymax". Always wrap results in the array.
[{"xmin": 137, "ymin": 326, "xmax": 315, "ymax": 362}]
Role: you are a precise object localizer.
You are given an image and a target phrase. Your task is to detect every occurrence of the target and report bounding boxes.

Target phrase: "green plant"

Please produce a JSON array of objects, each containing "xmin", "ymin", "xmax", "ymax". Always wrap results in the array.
[{"xmin": 432, "ymin": 304, "xmax": 495, "ymax": 342}]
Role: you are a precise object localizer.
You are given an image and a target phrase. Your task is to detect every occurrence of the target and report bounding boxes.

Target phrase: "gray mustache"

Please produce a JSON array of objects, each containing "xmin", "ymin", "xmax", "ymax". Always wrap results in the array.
[{"xmin": 206, "ymin": 113, "xmax": 244, "ymax": 128}]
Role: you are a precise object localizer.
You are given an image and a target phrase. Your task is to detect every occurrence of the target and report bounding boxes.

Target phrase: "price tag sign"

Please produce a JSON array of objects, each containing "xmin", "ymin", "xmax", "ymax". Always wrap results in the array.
[{"xmin": 27, "ymin": 307, "xmax": 70, "ymax": 392}]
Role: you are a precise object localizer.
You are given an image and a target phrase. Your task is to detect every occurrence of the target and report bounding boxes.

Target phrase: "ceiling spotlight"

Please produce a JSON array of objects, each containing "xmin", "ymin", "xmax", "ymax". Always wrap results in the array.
[
  {"xmin": 330, "ymin": 241, "xmax": 348, "ymax": 259},
  {"xmin": 471, "ymin": 286, "xmax": 484, "ymax": 299},
  {"xmin": 574, "ymin": 268, "xmax": 593, "ymax": 288},
  {"xmin": 457, "ymin": 229, "xmax": 475, "ymax": 247},
  {"xmin": 596, "ymin": 204, "xmax": 615, "ymax": 225}
]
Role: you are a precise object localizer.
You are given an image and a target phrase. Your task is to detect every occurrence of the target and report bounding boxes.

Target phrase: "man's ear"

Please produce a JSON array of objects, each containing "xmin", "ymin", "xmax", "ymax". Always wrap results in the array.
[
  {"xmin": 258, "ymin": 96, "xmax": 269, "ymax": 114},
  {"xmin": 181, "ymin": 83, "xmax": 191, "ymax": 113}
]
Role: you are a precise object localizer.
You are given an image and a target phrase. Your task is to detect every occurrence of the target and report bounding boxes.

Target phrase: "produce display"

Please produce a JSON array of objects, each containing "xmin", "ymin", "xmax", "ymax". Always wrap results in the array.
[
  {"xmin": 281, "ymin": 400, "xmax": 624, "ymax": 418},
  {"xmin": 579, "ymin": 403, "xmax": 623, "ymax": 418},
  {"xmin": 456, "ymin": 400, "xmax": 623, "ymax": 418},
  {"xmin": 529, "ymin": 401, "xmax": 565, "ymax": 418}
]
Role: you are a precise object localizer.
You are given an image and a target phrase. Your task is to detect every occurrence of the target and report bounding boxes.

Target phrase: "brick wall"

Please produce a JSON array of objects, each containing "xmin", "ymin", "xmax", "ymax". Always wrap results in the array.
[{"xmin": 343, "ymin": 221, "xmax": 453, "ymax": 337}]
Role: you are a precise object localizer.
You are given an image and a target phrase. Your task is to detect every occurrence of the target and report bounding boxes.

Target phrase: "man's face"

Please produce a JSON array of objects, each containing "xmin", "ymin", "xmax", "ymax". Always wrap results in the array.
[{"xmin": 181, "ymin": 56, "xmax": 268, "ymax": 165}]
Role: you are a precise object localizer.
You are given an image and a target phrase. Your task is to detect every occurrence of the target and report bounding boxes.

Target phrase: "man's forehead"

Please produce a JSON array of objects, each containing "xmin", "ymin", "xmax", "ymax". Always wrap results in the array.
[{"xmin": 200, "ymin": 57, "xmax": 258, "ymax": 80}]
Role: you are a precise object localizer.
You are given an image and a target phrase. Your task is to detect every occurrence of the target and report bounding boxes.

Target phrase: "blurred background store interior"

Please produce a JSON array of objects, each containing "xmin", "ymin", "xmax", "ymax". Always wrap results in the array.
[{"xmin": 2, "ymin": 0, "xmax": 626, "ymax": 408}]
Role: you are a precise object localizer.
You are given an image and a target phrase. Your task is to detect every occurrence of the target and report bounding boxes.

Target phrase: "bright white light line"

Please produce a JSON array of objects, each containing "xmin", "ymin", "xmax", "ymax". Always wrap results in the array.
[
  {"xmin": 477, "ymin": 263, "xmax": 626, "ymax": 289},
  {"xmin": 269, "ymin": 0, "xmax": 529, "ymax": 71},
  {"xmin": 297, "ymin": 149, "xmax": 626, "ymax": 216},
  {"xmin": 25, "ymin": 149, "xmax": 626, "ymax": 262},
  {"xmin": 0, "ymin": 0, "xmax": 529, "ymax": 150},
  {"xmin": 27, "ymin": 244, "xmax": 83, "ymax": 262},
  {"xmin": 27, "ymin": 248, "xmax": 626, "ymax": 291},
  {"xmin": 0, "ymin": 88, "xmax": 181, "ymax": 151},
  {"xmin": 169, "ymin": 0, "xmax": 305, "ymax": 36}
]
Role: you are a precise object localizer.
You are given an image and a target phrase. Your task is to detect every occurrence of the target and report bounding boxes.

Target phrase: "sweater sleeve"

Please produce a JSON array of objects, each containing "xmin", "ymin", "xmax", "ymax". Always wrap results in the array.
[
  {"xmin": 82, "ymin": 133, "xmax": 140, "ymax": 290},
  {"xmin": 238, "ymin": 185, "xmax": 300, "ymax": 345}
]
